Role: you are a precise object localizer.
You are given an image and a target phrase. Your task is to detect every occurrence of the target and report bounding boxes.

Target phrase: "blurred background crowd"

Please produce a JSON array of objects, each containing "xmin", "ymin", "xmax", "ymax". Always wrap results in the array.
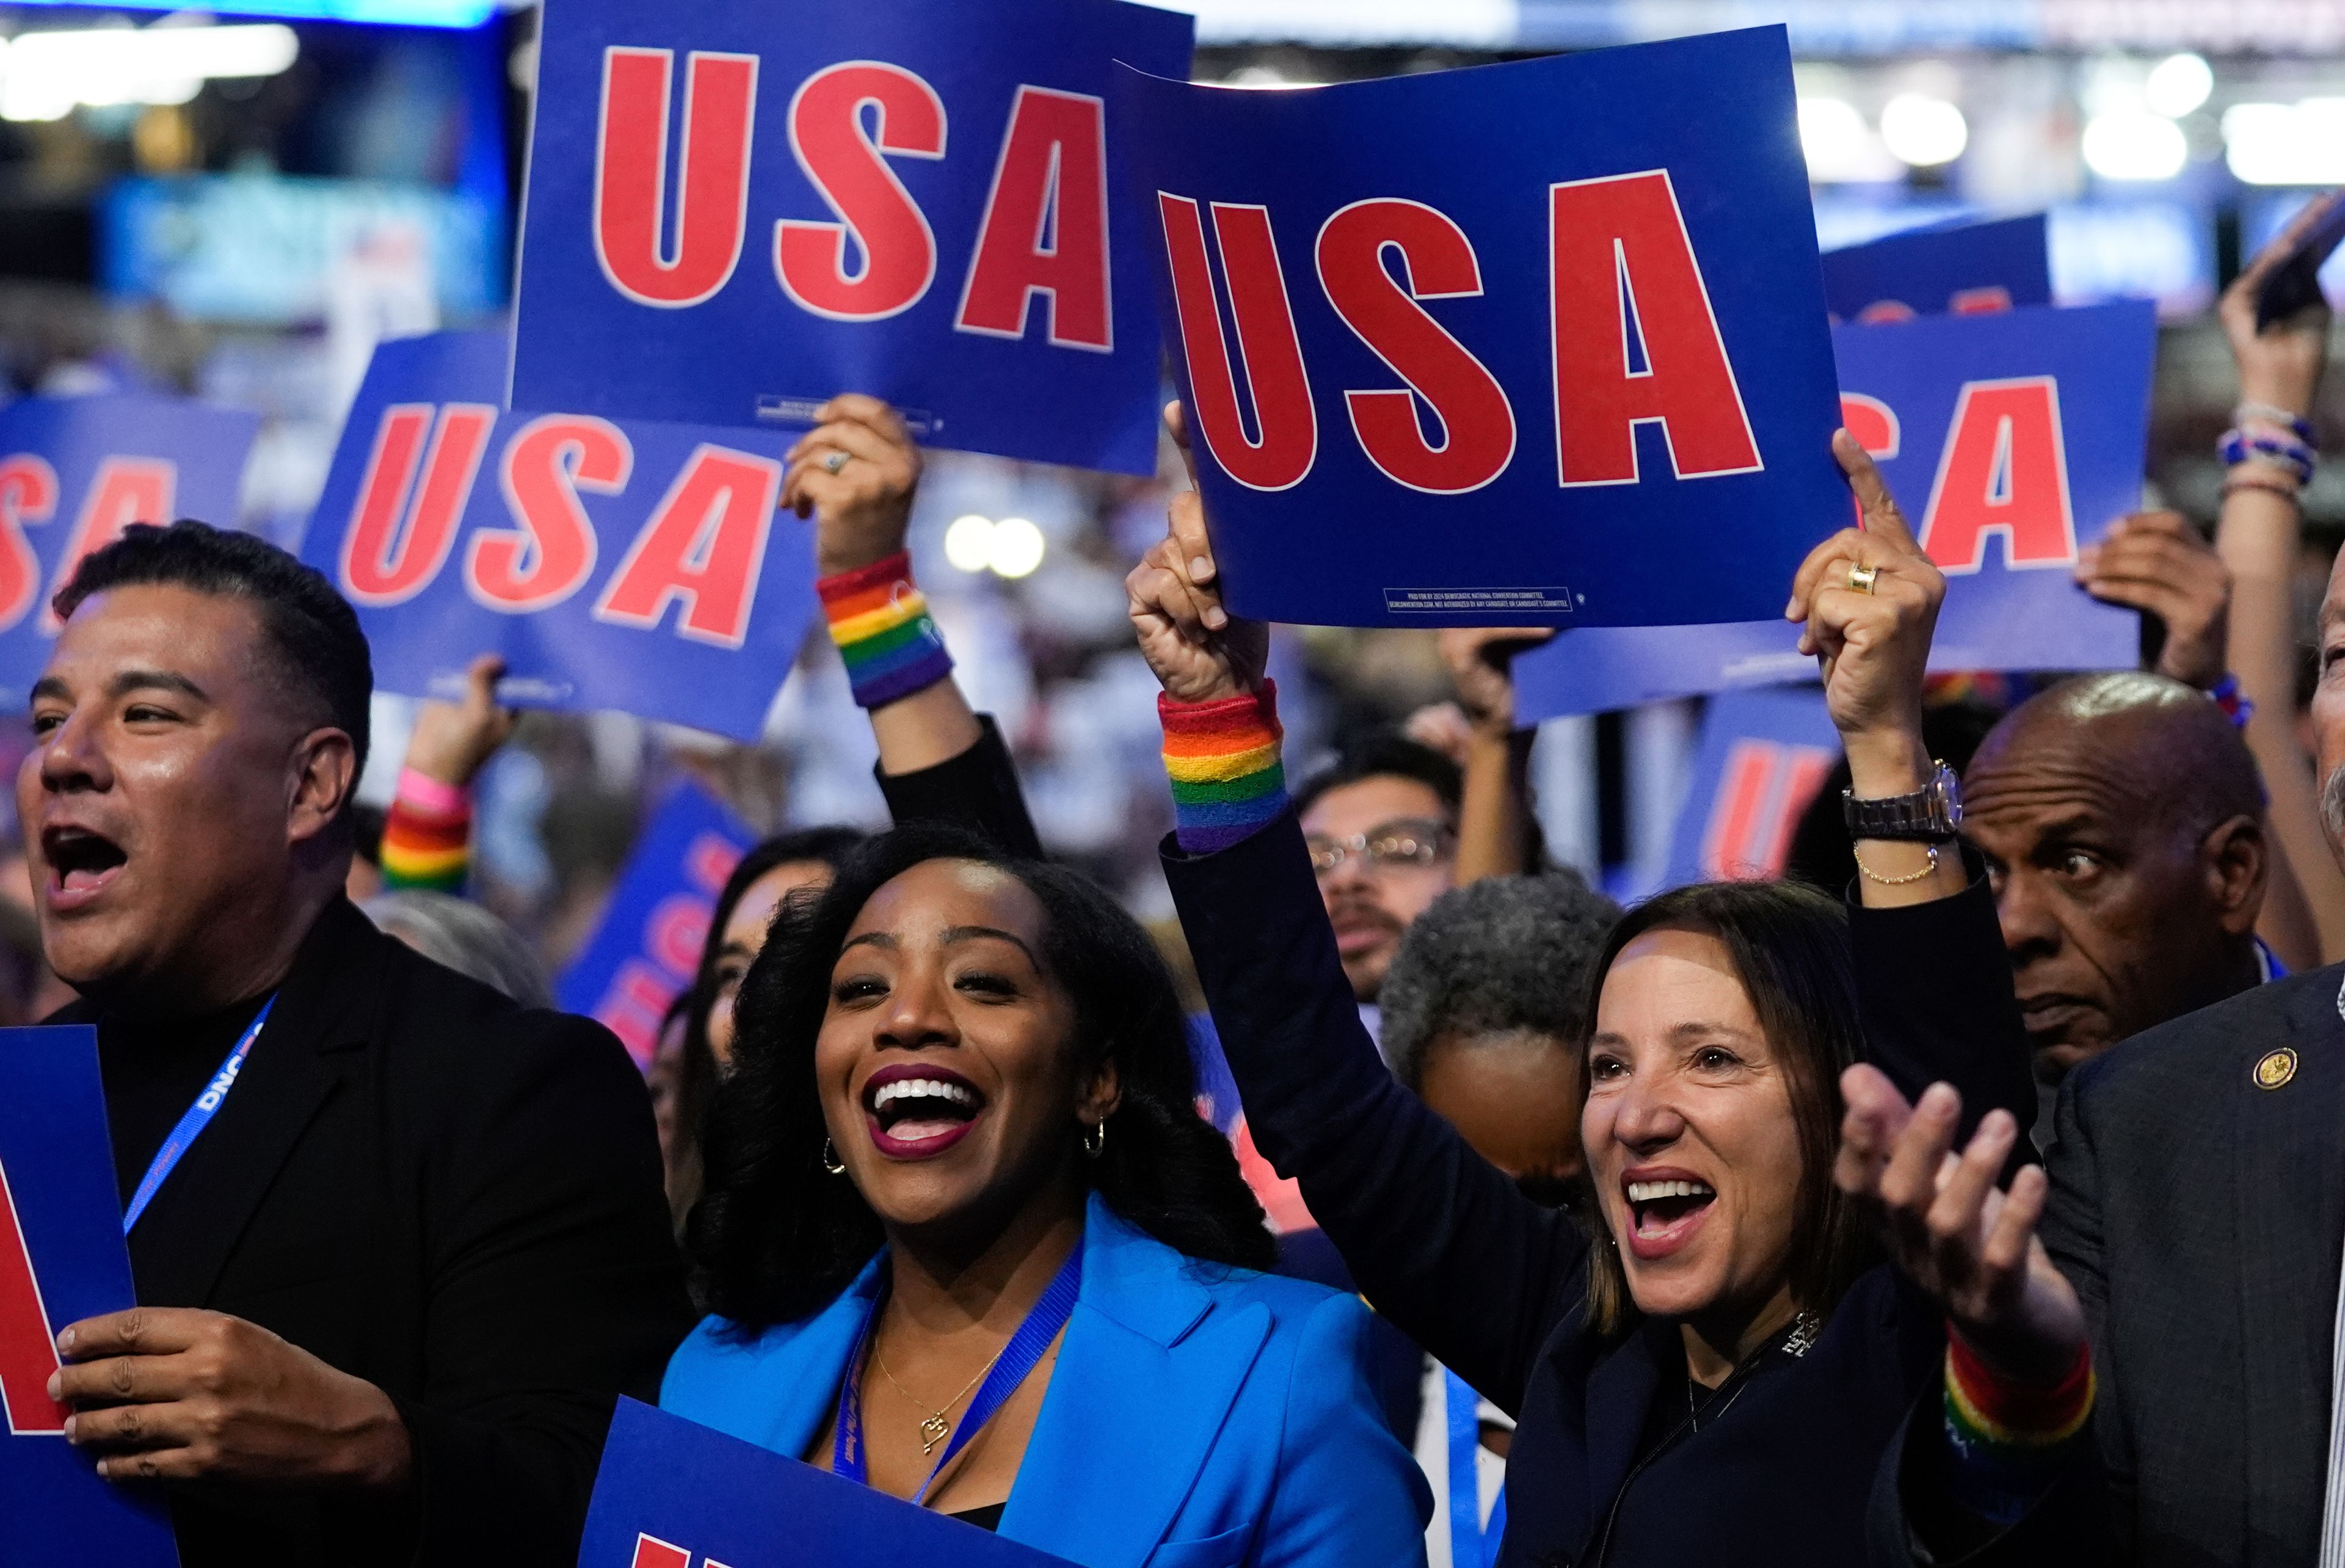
[{"xmin": 0, "ymin": 0, "xmax": 2335, "ymax": 1016}]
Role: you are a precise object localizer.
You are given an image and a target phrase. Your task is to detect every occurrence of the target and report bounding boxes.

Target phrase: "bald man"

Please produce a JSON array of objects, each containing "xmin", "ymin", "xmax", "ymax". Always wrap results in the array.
[{"xmin": 1960, "ymin": 671, "xmax": 2271, "ymax": 1092}]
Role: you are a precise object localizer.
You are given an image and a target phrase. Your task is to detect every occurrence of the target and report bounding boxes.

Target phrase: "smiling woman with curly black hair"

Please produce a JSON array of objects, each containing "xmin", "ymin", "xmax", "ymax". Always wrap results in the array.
[{"xmin": 663, "ymin": 822, "xmax": 1430, "ymax": 1565}]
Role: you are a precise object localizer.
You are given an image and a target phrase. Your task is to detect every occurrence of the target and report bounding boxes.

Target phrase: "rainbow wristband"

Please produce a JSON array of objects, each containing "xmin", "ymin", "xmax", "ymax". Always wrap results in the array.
[
  {"xmin": 819, "ymin": 551, "xmax": 954, "ymax": 710},
  {"xmin": 380, "ymin": 768, "xmax": 473, "ymax": 893},
  {"xmin": 1161, "ymin": 681, "xmax": 1287, "ymax": 855},
  {"xmin": 1941, "ymin": 1327, "xmax": 2095, "ymax": 1526}
]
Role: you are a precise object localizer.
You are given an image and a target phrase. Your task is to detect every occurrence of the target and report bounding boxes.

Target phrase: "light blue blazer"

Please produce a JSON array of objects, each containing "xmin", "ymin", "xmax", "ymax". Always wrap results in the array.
[{"xmin": 662, "ymin": 1194, "xmax": 1430, "ymax": 1568}]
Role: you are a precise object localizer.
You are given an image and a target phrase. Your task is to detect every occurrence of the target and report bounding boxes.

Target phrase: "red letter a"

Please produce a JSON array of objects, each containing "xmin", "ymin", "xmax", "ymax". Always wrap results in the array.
[
  {"xmin": 956, "ymin": 87, "xmax": 1111, "ymax": 350},
  {"xmin": 1549, "ymin": 170, "xmax": 1761, "ymax": 487},
  {"xmin": 595, "ymin": 48, "xmax": 757, "ymax": 308},
  {"xmin": 1919, "ymin": 377, "xmax": 2074, "ymax": 575},
  {"xmin": 1157, "ymin": 194, "xmax": 1316, "ymax": 492},
  {"xmin": 42, "ymin": 458, "xmax": 178, "ymax": 633},
  {"xmin": 594, "ymin": 445, "xmax": 782, "ymax": 648}
]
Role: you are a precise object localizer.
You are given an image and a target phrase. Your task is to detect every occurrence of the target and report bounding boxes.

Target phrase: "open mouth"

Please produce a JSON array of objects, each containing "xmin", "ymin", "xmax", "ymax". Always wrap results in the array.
[
  {"xmin": 42, "ymin": 826, "xmax": 127, "ymax": 908},
  {"xmin": 862, "ymin": 1065, "xmax": 987, "ymax": 1160},
  {"xmin": 1622, "ymin": 1172, "xmax": 1716, "ymax": 1260}
]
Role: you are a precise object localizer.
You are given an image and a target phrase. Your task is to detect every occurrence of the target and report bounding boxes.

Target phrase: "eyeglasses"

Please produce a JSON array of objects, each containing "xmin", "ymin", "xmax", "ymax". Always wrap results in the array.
[{"xmin": 1306, "ymin": 818, "xmax": 1453, "ymax": 879}]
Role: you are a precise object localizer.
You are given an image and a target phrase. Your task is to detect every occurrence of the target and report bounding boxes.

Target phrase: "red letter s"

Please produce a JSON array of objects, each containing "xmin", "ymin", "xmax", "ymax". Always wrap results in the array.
[
  {"xmin": 1315, "ymin": 198, "xmax": 1514, "ymax": 495},
  {"xmin": 776, "ymin": 62, "xmax": 945, "ymax": 321},
  {"xmin": 595, "ymin": 48, "xmax": 758, "ymax": 308},
  {"xmin": 472, "ymin": 416, "xmax": 632, "ymax": 612},
  {"xmin": 0, "ymin": 455, "xmax": 57, "ymax": 634}
]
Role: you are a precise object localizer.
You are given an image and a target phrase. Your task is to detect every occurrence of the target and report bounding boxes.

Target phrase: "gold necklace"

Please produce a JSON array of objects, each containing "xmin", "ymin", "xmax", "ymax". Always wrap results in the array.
[{"xmin": 872, "ymin": 1337, "xmax": 1008, "ymax": 1456}]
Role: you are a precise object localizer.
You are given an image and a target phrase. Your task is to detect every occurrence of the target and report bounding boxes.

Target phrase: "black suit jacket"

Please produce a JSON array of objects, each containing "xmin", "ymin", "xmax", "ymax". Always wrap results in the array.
[
  {"xmin": 60, "ymin": 899, "xmax": 694, "ymax": 1568},
  {"xmin": 1165, "ymin": 812, "xmax": 2032, "ymax": 1567},
  {"xmin": 1878, "ymin": 960, "xmax": 2344, "ymax": 1567}
]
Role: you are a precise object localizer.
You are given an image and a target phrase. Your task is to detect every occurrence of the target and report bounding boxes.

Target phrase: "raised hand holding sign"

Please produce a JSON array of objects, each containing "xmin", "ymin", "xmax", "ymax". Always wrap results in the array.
[{"xmin": 1116, "ymin": 26, "xmax": 1846, "ymax": 629}]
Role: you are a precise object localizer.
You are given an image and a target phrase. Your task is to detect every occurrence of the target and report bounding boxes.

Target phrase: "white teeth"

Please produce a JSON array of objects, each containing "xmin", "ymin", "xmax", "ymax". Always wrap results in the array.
[
  {"xmin": 1626, "ymin": 1179, "xmax": 1715, "ymax": 1203},
  {"xmin": 872, "ymin": 1078, "xmax": 977, "ymax": 1111}
]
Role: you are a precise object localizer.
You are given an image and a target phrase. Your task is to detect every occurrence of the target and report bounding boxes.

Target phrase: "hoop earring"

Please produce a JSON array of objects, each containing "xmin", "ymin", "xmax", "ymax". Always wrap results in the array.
[
  {"xmin": 821, "ymin": 1138, "xmax": 847, "ymax": 1176},
  {"xmin": 1082, "ymin": 1119, "xmax": 1107, "ymax": 1160}
]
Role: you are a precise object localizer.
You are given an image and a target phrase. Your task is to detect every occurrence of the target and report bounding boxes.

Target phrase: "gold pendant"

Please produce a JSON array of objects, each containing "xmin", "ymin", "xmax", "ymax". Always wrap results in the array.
[{"xmin": 920, "ymin": 1415, "xmax": 949, "ymax": 1455}]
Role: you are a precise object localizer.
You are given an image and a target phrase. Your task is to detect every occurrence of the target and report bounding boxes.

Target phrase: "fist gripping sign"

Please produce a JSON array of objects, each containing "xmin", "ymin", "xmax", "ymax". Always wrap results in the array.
[
  {"xmin": 0, "ymin": 1026, "xmax": 177, "ymax": 1566},
  {"xmin": 1115, "ymin": 26, "xmax": 1849, "ymax": 630}
]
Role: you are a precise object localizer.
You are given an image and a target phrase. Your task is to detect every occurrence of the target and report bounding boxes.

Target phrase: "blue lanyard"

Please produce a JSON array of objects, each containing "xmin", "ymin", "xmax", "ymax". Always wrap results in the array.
[
  {"xmin": 121, "ymin": 996, "xmax": 276, "ymax": 1233},
  {"xmin": 834, "ymin": 1242, "xmax": 1082, "ymax": 1504},
  {"xmin": 1445, "ymin": 1368, "xmax": 1507, "ymax": 1568}
]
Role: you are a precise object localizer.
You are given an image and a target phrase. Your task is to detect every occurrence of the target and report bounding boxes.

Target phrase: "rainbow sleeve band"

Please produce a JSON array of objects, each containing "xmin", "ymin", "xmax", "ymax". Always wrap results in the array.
[
  {"xmin": 1940, "ymin": 1326, "xmax": 2095, "ymax": 1526},
  {"xmin": 818, "ymin": 550, "xmax": 954, "ymax": 710},
  {"xmin": 380, "ymin": 767, "xmax": 472, "ymax": 893},
  {"xmin": 1160, "ymin": 681, "xmax": 1286, "ymax": 855}
]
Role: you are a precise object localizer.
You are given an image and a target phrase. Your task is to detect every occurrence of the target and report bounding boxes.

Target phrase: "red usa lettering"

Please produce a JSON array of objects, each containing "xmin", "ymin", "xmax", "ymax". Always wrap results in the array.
[
  {"xmin": 1701, "ymin": 739, "xmax": 1834, "ymax": 880},
  {"xmin": 630, "ymin": 1534, "xmax": 735, "ymax": 1568},
  {"xmin": 333, "ymin": 410, "xmax": 782, "ymax": 648},
  {"xmin": 595, "ymin": 49, "xmax": 1110, "ymax": 346},
  {"xmin": 0, "ymin": 1150, "xmax": 67, "ymax": 1436},
  {"xmin": 1157, "ymin": 173, "xmax": 1760, "ymax": 495}
]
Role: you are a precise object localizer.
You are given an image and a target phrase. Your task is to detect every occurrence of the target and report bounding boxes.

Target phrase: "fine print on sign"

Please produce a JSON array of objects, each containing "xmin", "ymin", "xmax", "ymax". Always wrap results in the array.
[
  {"xmin": 0, "ymin": 396, "xmax": 258, "ymax": 712},
  {"xmin": 303, "ymin": 332, "xmax": 821, "ymax": 740},
  {"xmin": 511, "ymin": 0, "xmax": 1193, "ymax": 475},
  {"xmin": 1115, "ymin": 26, "xmax": 1848, "ymax": 630},
  {"xmin": 1516, "ymin": 297, "xmax": 2158, "ymax": 719}
]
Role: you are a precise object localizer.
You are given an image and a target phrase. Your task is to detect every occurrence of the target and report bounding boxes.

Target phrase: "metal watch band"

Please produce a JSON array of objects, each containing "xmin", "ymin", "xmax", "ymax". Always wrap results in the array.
[{"xmin": 1842, "ymin": 761, "xmax": 1962, "ymax": 844}]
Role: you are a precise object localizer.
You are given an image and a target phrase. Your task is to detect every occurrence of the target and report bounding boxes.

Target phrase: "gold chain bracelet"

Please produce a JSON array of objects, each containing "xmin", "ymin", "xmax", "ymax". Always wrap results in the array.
[{"xmin": 1853, "ymin": 842, "xmax": 1939, "ymax": 886}]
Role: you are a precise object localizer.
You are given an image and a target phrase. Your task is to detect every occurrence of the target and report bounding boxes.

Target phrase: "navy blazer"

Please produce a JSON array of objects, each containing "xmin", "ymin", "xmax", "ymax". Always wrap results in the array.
[
  {"xmin": 1163, "ymin": 814, "xmax": 2034, "ymax": 1568},
  {"xmin": 661, "ymin": 1194, "xmax": 1431, "ymax": 1568}
]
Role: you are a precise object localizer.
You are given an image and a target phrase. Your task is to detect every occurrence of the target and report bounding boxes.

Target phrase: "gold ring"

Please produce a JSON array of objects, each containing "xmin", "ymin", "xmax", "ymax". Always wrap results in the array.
[{"xmin": 1847, "ymin": 561, "xmax": 1880, "ymax": 595}]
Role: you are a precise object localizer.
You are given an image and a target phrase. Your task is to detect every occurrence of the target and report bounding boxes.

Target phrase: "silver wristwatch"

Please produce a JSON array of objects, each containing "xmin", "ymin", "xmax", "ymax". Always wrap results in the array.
[{"xmin": 1842, "ymin": 761, "xmax": 1962, "ymax": 843}]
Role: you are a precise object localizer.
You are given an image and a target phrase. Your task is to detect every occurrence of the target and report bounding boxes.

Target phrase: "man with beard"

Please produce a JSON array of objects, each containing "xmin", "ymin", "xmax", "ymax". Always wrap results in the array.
[
  {"xmin": 1957, "ymin": 670, "xmax": 2273, "ymax": 1127},
  {"xmin": 1296, "ymin": 736, "xmax": 1463, "ymax": 1023}
]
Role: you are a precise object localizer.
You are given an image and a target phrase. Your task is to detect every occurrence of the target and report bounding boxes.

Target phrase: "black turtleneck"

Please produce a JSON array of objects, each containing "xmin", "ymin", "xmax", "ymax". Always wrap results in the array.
[{"xmin": 95, "ymin": 992, "xmax": 272, "ymax": 1207}]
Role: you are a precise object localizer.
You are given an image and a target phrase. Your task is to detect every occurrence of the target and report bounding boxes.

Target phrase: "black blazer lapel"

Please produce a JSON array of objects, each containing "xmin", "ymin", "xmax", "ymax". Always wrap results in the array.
[
  {"xmin": 128, "ymin": 902, "xmax": 382, "ymax": 1308},
  {"xmin": 2232, "ymin": 971, "xmax": 2345, "ymax": 1560},
  {"xmin": 1580, "ymin": 1318, "xmax": 1671, "ymax": 1549}
]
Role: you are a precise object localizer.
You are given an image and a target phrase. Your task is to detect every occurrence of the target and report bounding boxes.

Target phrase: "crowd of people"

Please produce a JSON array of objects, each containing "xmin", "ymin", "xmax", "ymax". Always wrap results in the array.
[{"xmin": 14, "ymin": 195, "xmax": 2343, "ymax": 1568}]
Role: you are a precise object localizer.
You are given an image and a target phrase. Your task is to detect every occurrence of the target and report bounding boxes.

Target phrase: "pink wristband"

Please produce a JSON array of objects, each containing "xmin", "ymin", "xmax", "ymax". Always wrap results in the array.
[{"xmin": 395, "ymin": 767, "xmax": 469, "ymax": 819}]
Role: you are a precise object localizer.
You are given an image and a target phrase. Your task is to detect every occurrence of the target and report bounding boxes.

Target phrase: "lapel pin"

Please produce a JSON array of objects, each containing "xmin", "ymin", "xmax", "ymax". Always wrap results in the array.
[{"xmin": 2255, "ymin": 1048, "xmax": 2298, "ymax": 1091}]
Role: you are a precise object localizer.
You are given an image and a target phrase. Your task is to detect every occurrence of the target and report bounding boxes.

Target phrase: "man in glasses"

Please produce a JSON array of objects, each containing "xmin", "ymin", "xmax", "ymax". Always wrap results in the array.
[{"xmin": 1296, "ymin": 735, "xmax": 1464, "ymax": 1024}]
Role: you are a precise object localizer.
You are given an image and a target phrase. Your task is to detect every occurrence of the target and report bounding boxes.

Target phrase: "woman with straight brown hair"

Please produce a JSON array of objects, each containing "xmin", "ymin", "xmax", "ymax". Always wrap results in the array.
[{"xmin": 1129, "ymin": 411, "xmax": 2040, "ymax": 1567}]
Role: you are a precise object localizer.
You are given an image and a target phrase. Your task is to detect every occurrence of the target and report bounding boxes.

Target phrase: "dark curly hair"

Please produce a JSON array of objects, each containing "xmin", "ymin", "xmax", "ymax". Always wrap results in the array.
[{"xmin": 687, "ymin": 822, "xmax": 1274, "ymax": 1329}]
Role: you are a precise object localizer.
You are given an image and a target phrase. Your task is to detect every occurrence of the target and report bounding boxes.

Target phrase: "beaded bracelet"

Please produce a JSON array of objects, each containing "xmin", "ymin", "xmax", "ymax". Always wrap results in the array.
[
  {"xmin": 2235, "ymin": 402, "xmax": 2317, "ymax": 446},
  {"xmin": 2208, "ymin": 674, "xmax": 2255, "ymax": 731},
  {"xmin": 2219, "ymin": 428, "xmax": 2316, "ymax": 483}
]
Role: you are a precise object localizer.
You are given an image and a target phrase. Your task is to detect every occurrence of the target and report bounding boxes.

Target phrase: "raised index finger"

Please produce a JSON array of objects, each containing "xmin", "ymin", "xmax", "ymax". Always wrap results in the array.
[
  {"xmin": 59, "ymin": 1308, "xmax": 207, "ymax": 1360},
  {"xmin": 1834, "ymin": 430, "xmax": 1920, "ymax": 554}
]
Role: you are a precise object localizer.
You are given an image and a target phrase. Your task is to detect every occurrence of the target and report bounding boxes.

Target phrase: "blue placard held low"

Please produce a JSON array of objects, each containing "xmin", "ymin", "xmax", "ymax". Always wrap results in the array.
[
  {"xmin": 511, "ymin": 0, "xmax": 1193, "ymax": 475},
  {"xmin": 300, "ymin": 332, "xmax": 818, "ymax": 740},
  {"xmin": 555, "ymin": 782, "xmax": 755, "ymax": 1070},
  {"xmin": 1663, "ymin": 688, "xmax": 1841, "ymax": 891},
  {"xmin": 1516, "ymin": 299, "xmax": 2156, "ymax": 718},
  {"xmin": 580, "ymin": 1398, "xmax": 1079, "ymax": 1568},
  {"xmin": 0, "ymin": 396, "xmax": 258, "ymax": 710},
  {"xmin": 1821, "ymin": 213, "xmax": 2052, "ymax": 322},
  {"xmin": 1115, "ymin": 26, "xmax": 1845, "ymax": 629},
  {"xmin": 0, "ymin": 1026, "xmax": 180, "ymax": 1567}
]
